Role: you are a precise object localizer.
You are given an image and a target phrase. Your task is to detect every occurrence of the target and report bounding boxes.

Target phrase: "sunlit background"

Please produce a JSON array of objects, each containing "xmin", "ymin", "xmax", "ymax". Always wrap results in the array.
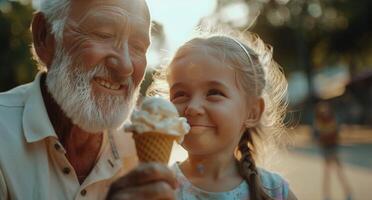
[{"xmin": 1, "ymin": 0, "xmax": 372, "ymax": 199}]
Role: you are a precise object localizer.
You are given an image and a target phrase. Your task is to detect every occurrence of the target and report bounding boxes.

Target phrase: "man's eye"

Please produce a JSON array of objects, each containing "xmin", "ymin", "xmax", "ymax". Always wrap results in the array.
[
  {"xmin": 131, "ymin": 42, "xmax": 147, "ymax": 54},
  {"xmin": 207, "ymin": 89, "xmax": 225, "ymax": 96}
]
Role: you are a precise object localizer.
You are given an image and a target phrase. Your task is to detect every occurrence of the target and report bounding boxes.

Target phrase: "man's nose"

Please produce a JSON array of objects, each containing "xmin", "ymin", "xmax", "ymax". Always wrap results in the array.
[
  {"xmin": 184, "ymin": 98, "xmax": 205, "ymax": 116},
  {"xmin": 105, "ymin": 44, "xmax": 133, "ymax": 77}
]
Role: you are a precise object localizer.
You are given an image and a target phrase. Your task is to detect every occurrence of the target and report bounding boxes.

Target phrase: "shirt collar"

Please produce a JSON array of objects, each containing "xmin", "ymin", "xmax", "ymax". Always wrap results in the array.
[{"xmin": 23, "ymin": 72, "xmax": 58, "ymax": 143}]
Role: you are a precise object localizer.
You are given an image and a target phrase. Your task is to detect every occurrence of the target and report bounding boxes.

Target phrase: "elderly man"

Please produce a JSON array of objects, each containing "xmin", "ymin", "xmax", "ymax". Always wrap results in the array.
[{"xmin": 0, "ymin": 0, "xmax": 177, "ymax": 199}]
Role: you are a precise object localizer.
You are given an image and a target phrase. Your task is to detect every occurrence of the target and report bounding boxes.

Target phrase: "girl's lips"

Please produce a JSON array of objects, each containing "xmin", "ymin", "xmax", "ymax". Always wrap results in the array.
[
  {"xmin": 189, "ymin": 124, "xmax": 215, "ymax": 128},
  {"xmin": 188, "ymin": 125, "xmax": 215, "ymax": 135}
]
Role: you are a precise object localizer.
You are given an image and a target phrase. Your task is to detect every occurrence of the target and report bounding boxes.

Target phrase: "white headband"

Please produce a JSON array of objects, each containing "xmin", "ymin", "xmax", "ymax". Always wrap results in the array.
[{"xmin": 230, "ymin": 38, "xmax": 258, "ymax": 95}]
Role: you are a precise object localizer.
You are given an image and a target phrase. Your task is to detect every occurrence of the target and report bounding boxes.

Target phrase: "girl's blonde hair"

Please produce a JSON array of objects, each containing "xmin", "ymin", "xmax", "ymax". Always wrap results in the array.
[{"xmin": 150, "ymin": 29, "xmax": 288, "ymax": 200}]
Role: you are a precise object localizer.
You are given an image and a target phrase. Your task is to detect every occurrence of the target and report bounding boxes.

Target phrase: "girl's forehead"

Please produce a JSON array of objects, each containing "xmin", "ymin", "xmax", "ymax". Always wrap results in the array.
[
  {"xmin": 177, "ymin": 43, "xmax": 222, "ymax": 58},
  {"xmin": 172, "ymin": 44, "xmax": 226, "ymax": 67},
  {"xmin": 168, "ymin": 48, "xmax": 239, "ymax": 87},
  {"xmin": 170, "ymin": 48, "xmax": 229, "ymax": 73}
]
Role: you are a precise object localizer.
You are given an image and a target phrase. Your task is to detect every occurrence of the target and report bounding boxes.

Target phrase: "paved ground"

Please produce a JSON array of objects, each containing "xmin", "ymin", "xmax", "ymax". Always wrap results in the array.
[
  {"xmin": 269, "ymin": 148, "xmax": 372, "ymax": 200},
  {"xmin": 169, "ymin": 125, "xmax": 372, "ymax": 200},
  {"xmin": 280, "ymin": 125, "xmax": 372, "ymax": 200}
]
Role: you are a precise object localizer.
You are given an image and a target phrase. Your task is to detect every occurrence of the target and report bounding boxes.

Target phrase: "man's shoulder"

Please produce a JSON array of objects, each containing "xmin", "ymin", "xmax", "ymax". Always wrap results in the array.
[
  {"xmin": 0, "ymin": 84, "xmax": 31, "ymax": 144},
  {"xmin": 0, "ymin": 104, "xmax": 25, "ymax": 141},
  {"xmin": 0, "ymin": 83, "xmax": 33, "ymax": 108}
]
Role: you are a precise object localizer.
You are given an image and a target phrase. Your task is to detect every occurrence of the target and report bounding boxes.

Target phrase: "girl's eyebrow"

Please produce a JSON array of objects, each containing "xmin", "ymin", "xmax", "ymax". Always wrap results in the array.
[
  {"xmin": 206, "ymin": 81, "xmax": 229, "ymax": 90},
  {"xmin": 170, "ymin": 81, "xmax": 229, "ymax": 91},
  {"xmin": 170, "ymin": 82, "xmax": 185, "ymax": 91}
]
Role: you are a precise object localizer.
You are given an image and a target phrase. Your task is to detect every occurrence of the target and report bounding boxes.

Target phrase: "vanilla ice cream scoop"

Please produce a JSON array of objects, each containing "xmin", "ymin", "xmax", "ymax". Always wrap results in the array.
[
  {"xmin": 127, "ymin": 97, "xmax": 190, "ymax": 164},
  {"xmin": 129, "ymin": 96, "xmax": 190, "ymax": 143}
]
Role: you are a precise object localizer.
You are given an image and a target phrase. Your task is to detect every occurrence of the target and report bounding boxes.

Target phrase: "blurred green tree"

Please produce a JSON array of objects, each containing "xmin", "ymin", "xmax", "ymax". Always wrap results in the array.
[
  {"xmin": 212, "ymin": 0, "xmax": 372, "ymax": 124},
  {"xmin": 215, "ymin": 0, "xmax": 372, "ymax": 97},
  {"xmin": 0, "ymin": 1, "xmax": 36, "ymax": 92}
]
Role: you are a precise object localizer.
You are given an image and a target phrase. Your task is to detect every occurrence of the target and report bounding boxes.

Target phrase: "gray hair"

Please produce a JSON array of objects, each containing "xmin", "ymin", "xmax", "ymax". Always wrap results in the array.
[
  {"xmin": 38, "ymin": 0, "xmax": 71, "ymax": 43},
  {"xmin": 32, "ymin": 0, "xmax": 71, "ymax": 71}
]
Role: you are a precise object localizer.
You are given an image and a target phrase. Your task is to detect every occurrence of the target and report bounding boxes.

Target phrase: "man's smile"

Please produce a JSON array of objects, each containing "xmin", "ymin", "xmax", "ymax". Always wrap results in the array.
[
  {"xmin": 94, "ymin": 77, "xmax": 121, "ymax": 90},
  {"xmin": 93, "ymin": 77, "xmax": 128, "ymax": 95}
]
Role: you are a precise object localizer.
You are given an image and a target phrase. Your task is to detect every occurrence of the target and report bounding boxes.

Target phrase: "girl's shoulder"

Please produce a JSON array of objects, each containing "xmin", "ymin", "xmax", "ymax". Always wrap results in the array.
[{"xmin": 258, "ymin": 168, "xmax": 290, "ymax": 199}]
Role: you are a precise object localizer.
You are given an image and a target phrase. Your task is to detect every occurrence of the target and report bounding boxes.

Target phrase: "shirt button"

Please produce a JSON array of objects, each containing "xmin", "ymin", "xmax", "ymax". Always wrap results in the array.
[
  {"xmin": 62, "ymin": 167, "xmax": 71, "ymax": 175},
  {"xmin": 54, "ymin": 143, "xmax": 61, "ymax": 150},
  {"xmin": 80, "ymin": 189, "xmax": 87, "ymax": 196}
]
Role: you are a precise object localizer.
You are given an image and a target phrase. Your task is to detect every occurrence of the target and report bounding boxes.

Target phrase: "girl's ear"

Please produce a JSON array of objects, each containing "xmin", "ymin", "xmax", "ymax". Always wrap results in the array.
[
  {"xmin": 32, "ymin": 12, "xmax": 56, "ymax": 69},
  {"xmin": 244, "ymin": 98, "xmax": 265, "ymax": 128}
]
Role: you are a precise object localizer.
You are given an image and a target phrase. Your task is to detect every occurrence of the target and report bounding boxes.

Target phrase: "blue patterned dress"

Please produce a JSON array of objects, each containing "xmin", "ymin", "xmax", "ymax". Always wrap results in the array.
[{"xmin": 172, "ymin": 163, "xmax": 289, "ymax": 200}]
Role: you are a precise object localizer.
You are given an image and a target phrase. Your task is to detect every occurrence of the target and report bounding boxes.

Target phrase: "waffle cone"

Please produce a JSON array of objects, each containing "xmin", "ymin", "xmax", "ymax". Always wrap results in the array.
[{"xmin": 133, "ymin": 132, "xmax": 177, "ymax": 164}]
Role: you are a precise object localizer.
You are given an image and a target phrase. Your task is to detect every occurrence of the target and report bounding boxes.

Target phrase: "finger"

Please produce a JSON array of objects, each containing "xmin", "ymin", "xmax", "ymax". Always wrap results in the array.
[
  {"xmin": 111, "ymin": 163, "xmax": 177, "ymax": 191},
  {"xmin": 110, "ymin": 181, "xmax": 176, "ymax": 200}
]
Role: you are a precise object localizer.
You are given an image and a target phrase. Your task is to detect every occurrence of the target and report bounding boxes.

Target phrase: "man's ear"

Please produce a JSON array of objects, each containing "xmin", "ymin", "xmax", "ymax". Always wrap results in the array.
[
  {"xmin": 244, "ymin": 98, "xmax": 265, "ymax": 128},
  {"xmin": 32, "ymin": 12, "xmax": 56, "ymax": 68}
]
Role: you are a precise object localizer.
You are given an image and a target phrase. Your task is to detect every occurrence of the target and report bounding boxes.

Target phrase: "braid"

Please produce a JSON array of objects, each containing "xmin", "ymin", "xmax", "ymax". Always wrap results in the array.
[{"xmin": 237, "ymin": 129, "xmax": 273, "ymax": 200}]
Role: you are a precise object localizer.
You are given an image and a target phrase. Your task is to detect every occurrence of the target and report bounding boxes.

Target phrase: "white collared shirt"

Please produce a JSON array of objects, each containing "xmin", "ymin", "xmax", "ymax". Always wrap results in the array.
[{"xmin": 0, "ymin": 72, "xmax": 139, "ymax": 200}]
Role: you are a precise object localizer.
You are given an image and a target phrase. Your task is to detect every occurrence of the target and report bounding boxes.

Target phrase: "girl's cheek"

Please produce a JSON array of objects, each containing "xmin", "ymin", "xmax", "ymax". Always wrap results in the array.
[{"xmin": 176, "ymin": 105, "xmax": 186, "ymax": 117}]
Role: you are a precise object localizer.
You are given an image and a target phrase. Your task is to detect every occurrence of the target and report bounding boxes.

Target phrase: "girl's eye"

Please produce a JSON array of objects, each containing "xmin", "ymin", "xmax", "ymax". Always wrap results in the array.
[
  {"xmin": 171, "ymin": 91, "xmax": 188, "ymax": 102},
  {"xmin": 207, "ymin": 89, "xmax": 225, "ymax": 97}
]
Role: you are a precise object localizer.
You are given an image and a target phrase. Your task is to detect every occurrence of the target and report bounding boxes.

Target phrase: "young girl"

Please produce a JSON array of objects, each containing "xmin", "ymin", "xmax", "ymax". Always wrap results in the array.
[{"xmin": 153, "ymin": 31, "xmax": 296, "ymax": 200}]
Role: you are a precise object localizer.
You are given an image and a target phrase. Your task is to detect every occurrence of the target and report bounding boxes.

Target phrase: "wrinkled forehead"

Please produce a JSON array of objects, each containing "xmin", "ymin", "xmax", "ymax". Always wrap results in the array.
[{"xmin": 68, "ymin": 0, "xmax": 150, "ymax": 29}]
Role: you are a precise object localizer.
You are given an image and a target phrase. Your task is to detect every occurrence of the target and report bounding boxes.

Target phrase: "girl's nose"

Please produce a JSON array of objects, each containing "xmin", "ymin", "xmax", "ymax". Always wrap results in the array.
[{"xmin": 184, "ymin": 99, "xmax": 205, "ymax": 116}]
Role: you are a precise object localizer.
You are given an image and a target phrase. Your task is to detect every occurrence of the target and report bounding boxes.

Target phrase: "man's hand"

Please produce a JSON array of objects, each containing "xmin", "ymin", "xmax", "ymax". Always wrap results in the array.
[{"xmin": 106, "ymin": 163, "xmax": 178, "ymax": 200}]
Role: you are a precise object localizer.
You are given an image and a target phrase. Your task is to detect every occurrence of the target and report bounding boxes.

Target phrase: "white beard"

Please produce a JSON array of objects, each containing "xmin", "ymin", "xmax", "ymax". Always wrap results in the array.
[{"xmin": 46, "ymin": 44, "xmax": 139, "ymax": 133}]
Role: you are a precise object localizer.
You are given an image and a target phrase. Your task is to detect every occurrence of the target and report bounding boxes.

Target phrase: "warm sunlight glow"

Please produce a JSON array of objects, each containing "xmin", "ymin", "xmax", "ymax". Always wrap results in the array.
[
  {"xmin": 146, "ymin": 0, "xmax": 218, "ymax": 164},
  {"xmin": 146, "ymin": 0, "xmax": 217, "ymax": 67},
  {"xmin": 219, "ymin": 2, "xmax": 249, "ymax": 27}
]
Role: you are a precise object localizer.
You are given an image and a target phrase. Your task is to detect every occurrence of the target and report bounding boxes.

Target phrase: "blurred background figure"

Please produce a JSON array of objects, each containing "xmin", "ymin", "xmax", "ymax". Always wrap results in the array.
[{"xmin": 313, "ymin": 101, "xmax": 352, "ymax": 200}]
